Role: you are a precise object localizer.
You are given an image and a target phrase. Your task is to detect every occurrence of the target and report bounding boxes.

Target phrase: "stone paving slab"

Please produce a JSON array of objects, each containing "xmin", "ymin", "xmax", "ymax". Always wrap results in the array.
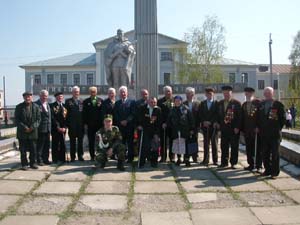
[
  {"xmin": 0, "ymin": 180, "xmax": 36, "ymax": 194},
  {"xmin": 224, "ymin": 178, "xmax": 274, "ymax": 192},
  {"xmin": 34, "ymin": 181, "xmax": 81, "ymax": 195},
  {"xmin": 135, "ymin": 170, "xmax": 174, "ymax": 181},
  {"xmin": 17, "ymin": 196, "xmax": 72, "ymax": 214},
  {"xmin": 284, "ymin": 190, "xmax": 300, "ymax": 203},
  {"xmin": 251, "ymin": 205, "xmax": 300, "ymax": 224},
  {"xmin": 85, "ymin": 181, "xmax": 130, "ymax": 194},
  {"xmin": 190, "ymin": 208, "xmax": 261, "ymax": 225},
  {"xmin": 133, "ymin": 194, "xmax": 186, "ymax": 212},
  {"xmin": 238, "ymin": 191, "xmax": 295, "ymax": 207},
  {"xmin": 187, "ymin": 192, "xmax": 243, "ymax": 209},
  {"xmin": 60, "ymin": 215, "xmax": 126, "ymax": 225},
  {"xmin": 92, "ymin": 170, "xmax": 132, "ymax": 181},
  {"xmin": 135, "ymin": 181, "xmax": 179, "ymax": 193},
  {"xmin": 267, "ymin": 177, "xmax": 300, "ymax": 190},
  {"xmin": 215, "ymin": 169, "xmax": 256, "ymax": 180},
  {"xmin": 283, "ymin": 164, "xmax": 300, "ymax": 177},
  {"xmin": 4, "ymin": 170, "xmax": 49, "ymax": 181},
  {"xmin": 180, "ymin": 179, "xmax": 227, "ymax": 192},
  {"xmin": 48, "ymin": 171, "xmax": 88, "ymax": 181},
  {"xmin": 0, "ymin": 215, "xmax": 59, "ymax": 225},
  {"xmin": 0, "ymin": 195, "xmax": 20, "ymax": 213},
  {"xmin": 0, "ymin": 171, "xmax": 9, "ymax": 178},
  {"xmin": 176, "ymin": 169, "xmax": 217, "ymax": 181},
  {"xmin": 141, "ymin": 211, "xmax": 193, "ymax": 225},
  {"xmin": 36, "ymin": 165, "xmax": 57, "ymax": 171},
  {"xmin": 56, "ymin": 164, "xmax": 93, "ymax": 171},
  {"xmin": 74, "ymin": 195, "xmax": 127, "ymax": 212}
]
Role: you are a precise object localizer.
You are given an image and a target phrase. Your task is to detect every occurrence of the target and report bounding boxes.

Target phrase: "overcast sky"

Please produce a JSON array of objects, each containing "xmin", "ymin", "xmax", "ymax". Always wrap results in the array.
[{"xmin": 0, "ymin": 0, "xmax": 299, "ymax": 104}]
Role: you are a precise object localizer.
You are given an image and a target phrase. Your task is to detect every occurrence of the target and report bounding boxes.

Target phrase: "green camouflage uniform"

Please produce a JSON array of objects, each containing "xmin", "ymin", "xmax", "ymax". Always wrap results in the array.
[{"xmin": 95, "ymin": 126, "xmax": 126, "ymax": 170}]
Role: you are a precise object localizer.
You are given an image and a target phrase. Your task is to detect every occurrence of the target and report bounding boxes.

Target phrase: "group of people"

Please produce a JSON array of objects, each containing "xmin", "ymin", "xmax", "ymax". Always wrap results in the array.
[{"xmin": 15, "ymin": 84, "xmax": 285, "ymax": 178}]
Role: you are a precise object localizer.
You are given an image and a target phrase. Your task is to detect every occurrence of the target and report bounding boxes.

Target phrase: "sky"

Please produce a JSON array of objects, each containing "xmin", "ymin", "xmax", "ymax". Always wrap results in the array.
[{"xmin": 0, "ymin": 0, "xmax": 299, "ymax": 105}]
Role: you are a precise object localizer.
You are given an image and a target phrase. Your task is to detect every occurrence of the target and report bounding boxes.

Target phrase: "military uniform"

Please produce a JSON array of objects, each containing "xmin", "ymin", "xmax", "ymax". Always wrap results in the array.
[
  {"xmin": 95, "ymin": 126, "xmax": 126, "ymax": 170},
  {"xmin": 258, "ymin": 99, "xmax": 285, "ymax": 177},
  {"xmin": 217, "ymin": 98, "xmax": 242, "ymax": 167},
  {"xmin": 137, "ymin": 104, "xmax": 162, "ymax": 167},
  {"xmin": 241, "ymin": 98, "xmax": 262, "ymax": 170},
  {"xmin": 157, "ymin": 96, "xmax": 174, "ymax": 162},
  {"xmin": 50, "ymin": 100, "xmax": 67, "ymax": 163}
]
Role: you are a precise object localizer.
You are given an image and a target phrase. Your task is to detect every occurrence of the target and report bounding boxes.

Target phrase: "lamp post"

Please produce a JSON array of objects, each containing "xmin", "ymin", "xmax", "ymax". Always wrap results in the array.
[
  {"xmin": 277, "ymin": 72, "xmax": 280, "ymax": 101},
  {"xmin": 269, "ymin": 33, "xmax": 273, "ymax": 87}
]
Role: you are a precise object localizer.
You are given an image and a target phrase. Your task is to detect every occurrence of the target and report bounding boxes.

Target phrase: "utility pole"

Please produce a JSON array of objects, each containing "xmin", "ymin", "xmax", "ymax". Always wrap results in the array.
[
  {"xmin": 269, "ymin": 33, "xmax": 273, "ymax": 88},
  {"xmin": 3, "ymin": 76, "xmax": 7, "ymax": 126}
]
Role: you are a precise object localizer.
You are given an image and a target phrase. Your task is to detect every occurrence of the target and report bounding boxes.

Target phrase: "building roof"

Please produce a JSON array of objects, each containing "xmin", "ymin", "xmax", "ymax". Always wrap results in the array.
[
  {"xmin": 216, "ymin": 58, "xmax": 256, "ymax": 66},
  {"xmin": 257, "ymin": 64, "xmax": 292, "ymax": 74},
  {"xmin": 20, "ymin": 53, "xmax": 96, "ymax": 68}
]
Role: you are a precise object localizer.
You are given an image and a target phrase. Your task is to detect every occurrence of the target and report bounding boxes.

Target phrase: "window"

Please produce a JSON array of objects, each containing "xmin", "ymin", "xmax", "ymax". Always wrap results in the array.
[
  {"xmin": 34, "ymin": 74, "xmax": 41, "ymax": 85},
  {"xmin": 229, "ymin": 73, "xmax": 235, "ymax": 83},
  {"xmin": 47, "ymin": 74, "xmax": 54, "ymax": 85},
  {"xmin": 273, "ymin": 80, "xmax": 278, "ymax": 90},
  {"xmin": 164, "ymin": 73, "xmax": 171, "ymax": 85},
  {"xmin": 161, "ymin": 52, "xmax": 173, "ymax": 61},
  {"xmin": 86, "ymin": 73, "xmax": 94, "ymax": 85},
  {"xmin": 241, "ymin": 73, "xmax": 248, "ymax": 84},
  {"xmin": 258, "ymin": 80, "xmax": 265, "ymax": 90},
  {"xmin": 60, "ymin": 74, "xmax": 67, "ymax": 85},
  {"xmin": 73, "ymin": 74, "xmax": 80, "ymax": 85}
]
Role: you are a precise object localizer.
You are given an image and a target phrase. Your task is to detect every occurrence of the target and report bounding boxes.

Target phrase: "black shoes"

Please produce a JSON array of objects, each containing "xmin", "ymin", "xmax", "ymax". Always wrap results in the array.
[
  {"xmin": 117, "ymin": 161, "xmax": 125, "ymax": 171},
  {"xmin": 244, "ymin": 166, "xmax": 254, "ymax": 171},
  {"xmin": 30, "ymin": 164, "xmax": 38, "ymax": 169}
]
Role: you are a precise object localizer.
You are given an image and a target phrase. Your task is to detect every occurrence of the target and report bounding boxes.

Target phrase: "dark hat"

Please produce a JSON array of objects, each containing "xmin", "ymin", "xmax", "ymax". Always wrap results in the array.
[
  {"xmin": 54, "ymin": 92, "xmax": 63, "ymax": 97},
  {"xmin": 104, "ymin": 114, "xmax": 113, "ymax": 121},
  {"xmin": 205, "ymin": 87, "xmax": 215, "ymax": 93},
  {"xmin": 174, "ymin": 95, "xmax": 183, "ymax": 101},
  {"xmin": 22, "ymin": 91, "xmax": 32, "ymax": 97},
  {"xmin": 244, "ymin": 87, "xmax": 255, "ymax": 92},
  {"xmin": 221, "ymin": 85, "xmax": 233, "ymax": 91}
]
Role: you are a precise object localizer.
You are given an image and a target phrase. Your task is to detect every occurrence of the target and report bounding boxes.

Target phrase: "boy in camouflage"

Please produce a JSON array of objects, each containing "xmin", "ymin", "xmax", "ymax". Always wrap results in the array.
[{"xmin": 95, "ymin": 114, "xmax": 125, "ymax": 171}]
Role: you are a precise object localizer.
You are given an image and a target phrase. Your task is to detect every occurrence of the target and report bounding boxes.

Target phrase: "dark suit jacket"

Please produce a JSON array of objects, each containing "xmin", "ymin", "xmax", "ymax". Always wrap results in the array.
[
  {"xmin": 198, "ymin": 99, "xmax": 218, "ymax": 129},
  {"xmin": 102, "ymin": 98, "xmax": 115, "ymax": 117},
  {"xmin": 65, "ymin": 97, "xmax": 84, "ymax": 137},
  {"xmin": 183, "ymin": 100, "xmax": 200, "ymax": 128},
  {"xmin": 113, "ymin": 98, "xmax": 136, "ymax": 130},
  {"xmin": 82, "ymin": 96, "xmax": 103, "ymax": 130},
  {"xmin": 34, "ymin": 99, "xmax": 51, "ymax": 133},
  {"xmin": 137, "ymin": 105, "xmax": 162, "ymax": 137},
  {"xmin": 157, "ymin": 96, "xmax": 174, "ymax": 124},
  {"xmin": 217, "ymin": 98, "xmax": 242, "ymax": 134},
  {"xmin": 257, "ymin": 100, "xmax": 285, "ymax": 139},
  {"xmin": 241, "ymin": 99, "xmax": 260, "ymax": 137},
  {"xmin": 15, "ymin": 102, "xmax": 41, "ymax": 140},
  {"xmin": 50, "ymin": 102, "xmax": 67, "ymax": 134}
]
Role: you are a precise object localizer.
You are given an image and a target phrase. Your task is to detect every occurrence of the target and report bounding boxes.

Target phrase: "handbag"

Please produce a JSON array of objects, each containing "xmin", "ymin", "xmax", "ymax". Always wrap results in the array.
[{"xmin": 186, "ymin": 135, "xmax": 198, "ymax": 155}]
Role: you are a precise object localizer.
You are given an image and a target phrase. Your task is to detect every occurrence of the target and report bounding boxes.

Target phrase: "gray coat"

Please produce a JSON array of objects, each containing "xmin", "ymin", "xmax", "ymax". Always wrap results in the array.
[{"xmin": 35, "ymin": 99, "xmax": 51, "ymax": 133}]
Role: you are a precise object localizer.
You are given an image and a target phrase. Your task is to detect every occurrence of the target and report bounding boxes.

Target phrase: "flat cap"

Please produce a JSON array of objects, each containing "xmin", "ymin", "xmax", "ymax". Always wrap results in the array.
[
  {"xmin": 54, "ymin": 92, "xmax": 63, "ymax": 97},
  {"xmin": 244, "ymin": 87, "xmax": 255, "ymax": 92},
  {"xmin": 205, "ymin": 87, "xmax": 215, "ymax": 93},
  {"xmin": 221, "ymin": 85, "xmax": 233, "ymax": 91},
  {"xmin": 22, "ymin": 91, "xmax": 32, "ymax": 97}
]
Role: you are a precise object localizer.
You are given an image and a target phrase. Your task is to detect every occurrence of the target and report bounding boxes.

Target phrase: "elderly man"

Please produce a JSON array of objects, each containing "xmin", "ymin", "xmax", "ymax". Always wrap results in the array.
[
  {"xmin": 258, "ymin": 87, "xmax": 285, "ymax": 179},
  {"xmin": 216, "ymin": 86, "xmax": 242, "ymax": 169},
  {"xmin": 15, "ymin": 92, "xmax": 41, "ymax": 170},
  {"xmin": 83, "ymin": 87, "xmax": 103, "ymax": 161},
  {"xmin": 199, "ymin": 87, "xmax": 219, "ymax": 166},
  {"xmin": 183, "ymin": 87, "xmax": 200, "ymax": 163},
  {"xmin": 65, "ymin": 86, "xmax": 84, "ymax": 162},
  {"xmin": 113, "ymin": 86, "xmax": 136, "ymax": 163},
  {"xmin": 35, "ymin": 90, "xmax": 52, "ymax": 165},
  {"xmin": 157, "ymin": 85, "xmax": 175, "ymax": 162},
  {"xmin": 102, "ymin": 88, "xmax": 117, "ymax": 119},
  {"xmin": 136, "ymin": 89, "xmax": 149, "ymax": 109},
  {"xmin": 50, "ymin": 92, "xmax": 67, "ymax": 163}
]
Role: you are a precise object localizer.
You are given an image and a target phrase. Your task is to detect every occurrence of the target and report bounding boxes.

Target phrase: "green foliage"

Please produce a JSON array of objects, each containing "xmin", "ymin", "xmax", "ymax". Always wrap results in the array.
[{"xmin": 176, "ymin": 15, "xmax": 226, "ymax": 84}]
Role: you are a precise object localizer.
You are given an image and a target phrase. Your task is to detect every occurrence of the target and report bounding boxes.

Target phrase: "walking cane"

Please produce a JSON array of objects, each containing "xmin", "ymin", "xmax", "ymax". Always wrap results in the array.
[
  {"xmin": 138, "ymin": 129, "xmax": 143, "ymax": 168},
  {"xmin": 163, "ymin": 127, "xmax": 166, "ymax": 162},
  {"xmin": 64, "ymin": 132, "xmax": 70, "ymax": 163},
  {"xmin": 254, "ymin": 132, "xmax": 257, "ymax": 170}
]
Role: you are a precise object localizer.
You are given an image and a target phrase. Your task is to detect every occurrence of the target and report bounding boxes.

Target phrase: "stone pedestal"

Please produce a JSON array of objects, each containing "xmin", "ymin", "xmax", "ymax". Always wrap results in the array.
[{"xmin": 134, "ymin": 0, "xmax": 158, "ymax": 97}]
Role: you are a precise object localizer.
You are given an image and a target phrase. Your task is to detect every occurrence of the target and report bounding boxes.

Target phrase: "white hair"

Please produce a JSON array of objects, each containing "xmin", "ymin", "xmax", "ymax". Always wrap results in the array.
[
  {"xmin": 39, "ymin": 89, "xmax": 49, "ymax": 96},
  {"xmin": 108, "ymin": 87, "xmax": 116, "ymax": 94},
  {"xmin": 89, "ymin": 86, "xmax": 97, "ymax": 92},
  {"xmin": 119, "ymin": 86, "xmax": 128, "ymax": 93},
  {"xmin": 185, "ymin": 87, "xmax": 195, "ymax": 94},
  {"xmin": 163, "ymin": 86, "xmax": 172, "ymax": 93},
  {"xmin": 264, "ymin": 86, "xmax": 274, "ymax": 93},
  {"xmin": 72, "ymin": 86, "xmax": 80, "ymax": 92}
]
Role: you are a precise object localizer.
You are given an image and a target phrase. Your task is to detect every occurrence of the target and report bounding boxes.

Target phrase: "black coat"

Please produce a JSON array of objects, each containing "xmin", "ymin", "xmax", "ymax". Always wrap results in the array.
[
  {"xmin": 158, "ymin": 96, "xmax": 174, "ymax": 124},
  {"xmin": 137, "ymin": 105, "xmax": 162, "ymax": 137},
  {"xmin": 198, "ymin": 99, "xmax": 218, "ymax": 129},
  {"xmin": 257, "ymin": 100, "xmax": 285, "ymax": 139},
  {"xmin": 183, "ymin": 100, "xmax": 201, "ymax": 129},
  {"xmin": 15, "ymin": 102, "xmax": 41, "ymax": 140},
  {"xmin": 50, "ymin": 102, "xmax": 67, "ymax": 134},
  {"xmin": 34, "ymin": 99, "xmax": 51, "ymax": 133},
  {"xmin": 65, "ymin": 97, "xmax": 84, "ymax": 137},
  {"xmin": 113, "ymin": 98, "xmax": 136, "ymax": 129},
  {"xmin": 82, "ymin": 96, "xmax": 103, "ymax": 130},
  {"xmin": 241, "ymin": 99, "xmax": 260, "ymax": 137}
]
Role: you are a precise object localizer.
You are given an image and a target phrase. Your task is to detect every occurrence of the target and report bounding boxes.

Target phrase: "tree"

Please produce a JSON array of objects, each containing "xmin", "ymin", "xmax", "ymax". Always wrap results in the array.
[{"xmin": 177, "ymin": 15, "xmax": 226, "ymax": 84}]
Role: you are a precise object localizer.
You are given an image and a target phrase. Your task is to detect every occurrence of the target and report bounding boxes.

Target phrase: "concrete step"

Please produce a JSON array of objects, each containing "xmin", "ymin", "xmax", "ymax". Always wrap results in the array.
[
  {"xmin": 280, "ymin": 140, "xmax": 300, "ymax": 166},
  {"xmin": 282, "ymin": 129, "xmax": 300, "ymax": 142},
  {"xmin": 0, "ymin": 137, "xmax": 18, "ymax": 160}
]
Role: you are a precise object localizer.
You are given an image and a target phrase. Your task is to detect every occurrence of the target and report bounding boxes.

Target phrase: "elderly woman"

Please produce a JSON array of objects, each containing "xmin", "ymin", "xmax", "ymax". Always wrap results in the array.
[{"xmin": 167, "ymin": 95, "xmax": 194, "ymax": 166}]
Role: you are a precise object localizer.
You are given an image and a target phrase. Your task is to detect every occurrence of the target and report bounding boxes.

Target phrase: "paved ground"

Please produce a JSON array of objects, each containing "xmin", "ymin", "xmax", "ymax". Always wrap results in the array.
[{"xmin": 0, "ymin": 137, "xmax": 300, "ymax": 225}]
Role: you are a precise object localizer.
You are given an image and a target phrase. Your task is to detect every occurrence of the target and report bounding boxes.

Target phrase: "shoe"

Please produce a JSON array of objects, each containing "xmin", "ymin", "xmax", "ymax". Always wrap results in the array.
[
  {"xmin": 43, "ymin": 161, "xmax": 51, "ymax": 165},
  {"xmin": 244, "ymin": 166, "xmax": 254, "ymax": 171},
  {"xmin": 270, "ymin": 175, "xmax": 277, "ymax": 180},
  {"xmin": 21, "ymin": 166, "xmax": 28, "ymax": 171},
  {"xmin": 70, "ymin": 158, "xmax": 75, "ymax": 162},
  {"xmin": 256, "ymin": 168, "xmax": 263, "ymax": 174},
  {"xmin": 38, "ymin": 162, "xmax": 45, "ymax": 166},
  {"xmin": 117, "ymin": 161, "xmax": 125, "ymax": 171},
  {"xmin": 90, "ymin": 158, "xmax": 95, "ymax": 162},
  {"xmin": 201, "ymin": 161, "xmax": 209, "ymax": 166},
  {"xmin": 78, "ymin": 157, "xmax": 85, "ymax": 161},
  {"xmin": 159, "ymin": 159, "xmax": 166, "ymax": 163},
  {"xmin": 261, "ymin": 171, "xmax": 271, "ymax": 177},
  {"xmin": 30, "ymin": 165, "xmax": 38, "ymax": 169},
  {"xmin": 151, "ymin": 162, "xmax": 158, "ymax": 168},
  {"xmin": 231, "ymin": 165, "xmax": 237, "ymax": 169},
  {"xmin": 192, "ymin": 157, "xmax": 198, "ymax": 163},
  {"xmin": 213, "ymin": 162, "xmax": 218, "ymax": 166},
  {"xmin": 126, "ymin": 159, "xmax": 133, "ymax": 164},
  {"xmin": 100, "ymin": 163, "xmax": 106, "ymax": 169},
  {"xmin": 185, "ymin": 161, "xmax": 191, "ymax": 167},
  {"xmin": 218, "ymin": 164, "xmax": 228, "ymax": 168},
  {"xmin": 176, "ymin": 159, "xmax": 181, "ymax": 166}
]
